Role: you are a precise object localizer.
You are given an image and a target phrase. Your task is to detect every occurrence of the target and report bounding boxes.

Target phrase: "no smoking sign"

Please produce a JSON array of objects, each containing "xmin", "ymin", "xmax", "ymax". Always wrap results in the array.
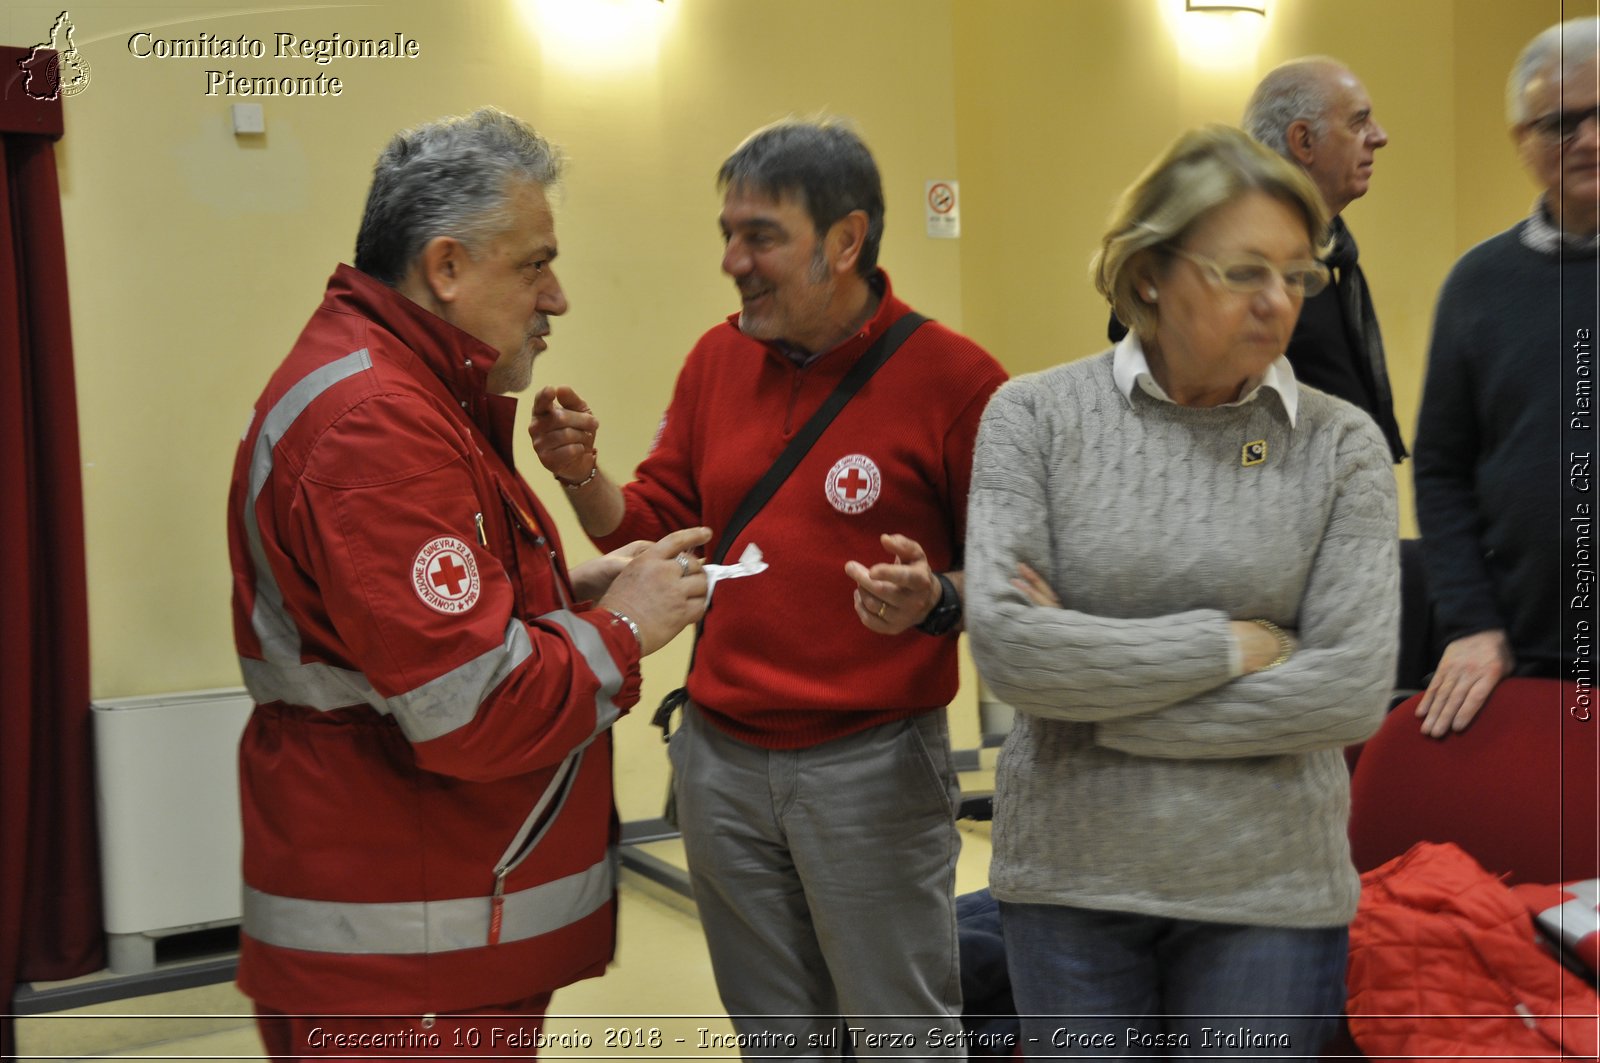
[{"xmin": 925, "ymin": 180, "xmax": 961, "ymax": 239}]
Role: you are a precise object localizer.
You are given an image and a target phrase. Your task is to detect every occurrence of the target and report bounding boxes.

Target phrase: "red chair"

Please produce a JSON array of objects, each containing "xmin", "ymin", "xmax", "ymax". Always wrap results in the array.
[
  {"xmin": 1325, "ymin": 678, "xmax": 1597, "ymax": 1062},
  {"xmin": 1348, "ymin": 678, "xmax": 1596, "ymax": 886}
]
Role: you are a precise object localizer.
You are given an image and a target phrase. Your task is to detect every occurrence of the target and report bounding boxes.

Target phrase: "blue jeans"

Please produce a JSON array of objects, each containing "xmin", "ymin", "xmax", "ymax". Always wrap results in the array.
[{"xmin": 999, "ymin": 901, "xmax": 1346, "ymax": 1060}]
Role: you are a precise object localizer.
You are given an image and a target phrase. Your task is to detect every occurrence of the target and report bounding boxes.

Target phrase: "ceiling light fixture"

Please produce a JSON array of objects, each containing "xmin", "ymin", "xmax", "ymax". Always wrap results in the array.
[{"xmin": 1186, "ymin": 0, "xmax": 1267, "ymax": 14}]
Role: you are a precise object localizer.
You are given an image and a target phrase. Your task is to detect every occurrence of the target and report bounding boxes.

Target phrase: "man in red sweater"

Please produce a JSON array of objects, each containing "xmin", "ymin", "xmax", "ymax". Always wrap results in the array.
[{"xmin": 531, "ymin": 119, "xmax": 1006, "ymax": 1056}]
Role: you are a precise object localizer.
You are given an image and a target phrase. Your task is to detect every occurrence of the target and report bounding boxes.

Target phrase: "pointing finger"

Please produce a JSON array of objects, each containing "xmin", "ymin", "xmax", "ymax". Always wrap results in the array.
[{"xmin": 553, "ymin": 386, "xmax": 590, "ymax": 414}]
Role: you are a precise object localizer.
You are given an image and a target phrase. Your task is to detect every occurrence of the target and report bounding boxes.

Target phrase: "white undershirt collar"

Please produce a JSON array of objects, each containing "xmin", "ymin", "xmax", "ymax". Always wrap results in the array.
[{"xmin": 1111, "ymin": 331, "xmax": 1299, "ymax": 426}]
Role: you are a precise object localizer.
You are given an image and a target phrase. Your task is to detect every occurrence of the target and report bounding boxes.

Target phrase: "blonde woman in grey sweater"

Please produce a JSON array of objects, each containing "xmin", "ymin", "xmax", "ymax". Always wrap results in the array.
[{"xmin": 965, "ymin": 126, "xmax": 1398, "ymax": 1060}]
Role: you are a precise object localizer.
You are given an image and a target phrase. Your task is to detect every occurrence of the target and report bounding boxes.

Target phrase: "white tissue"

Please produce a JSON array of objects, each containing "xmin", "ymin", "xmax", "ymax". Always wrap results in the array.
[{"xmin": 703, "ymin": 542, "xmax": 768, "ymax": 605}]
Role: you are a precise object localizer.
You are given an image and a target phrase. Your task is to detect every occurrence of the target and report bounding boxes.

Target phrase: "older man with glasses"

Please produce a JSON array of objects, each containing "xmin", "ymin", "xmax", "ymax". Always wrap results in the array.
[
  {"xmin": 1412, "ymin": 16, "xmax": 1600, "ymax": 738},
  {"xmin": 1241, "ymin": 57, "xmax": 1404, "ymax": 464}
]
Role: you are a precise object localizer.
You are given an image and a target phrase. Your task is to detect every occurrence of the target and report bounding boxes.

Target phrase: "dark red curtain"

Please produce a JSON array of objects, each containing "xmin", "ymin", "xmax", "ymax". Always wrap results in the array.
[{"xmin": 0, "ymin": 46, "xmax": 103, "ymax": 1059}]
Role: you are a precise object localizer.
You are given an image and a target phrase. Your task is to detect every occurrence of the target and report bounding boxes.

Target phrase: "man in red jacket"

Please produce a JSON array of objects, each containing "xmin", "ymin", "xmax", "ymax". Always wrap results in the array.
[
  {"xmin": 227, "ymin": 107, "xmax": 709, "ymax": 1059},
  {"xmin": 531, "ymin": 119, "xmax": 1007, "ymax": 1057}
]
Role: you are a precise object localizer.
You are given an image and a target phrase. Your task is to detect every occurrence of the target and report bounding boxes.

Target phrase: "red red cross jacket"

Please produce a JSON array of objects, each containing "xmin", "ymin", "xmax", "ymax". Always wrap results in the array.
[{"xmin": 226, "ymin": 264, "xmax": 641, "ymax": 1015}]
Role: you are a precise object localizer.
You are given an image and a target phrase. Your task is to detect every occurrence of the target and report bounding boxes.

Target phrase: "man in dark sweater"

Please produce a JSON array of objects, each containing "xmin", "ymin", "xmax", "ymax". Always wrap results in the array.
[
  {"xmin": 1413, "ymin": 16, "xmax": 1599, "ymax": 737},
  {"xmin": 1109, "ymin": 57, "xmax": 1405, "ymax": 462}
]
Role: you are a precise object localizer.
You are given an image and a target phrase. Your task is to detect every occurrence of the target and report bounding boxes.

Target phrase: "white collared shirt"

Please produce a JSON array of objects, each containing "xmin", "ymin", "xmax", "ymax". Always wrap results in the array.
[
  {"xmin": 1520, "ymin": 195, "xmax": 1600, "ymax": 255},
  {"xmin": 1111, "ymin": 330, "xmax": 1300, "ymax": 426}
]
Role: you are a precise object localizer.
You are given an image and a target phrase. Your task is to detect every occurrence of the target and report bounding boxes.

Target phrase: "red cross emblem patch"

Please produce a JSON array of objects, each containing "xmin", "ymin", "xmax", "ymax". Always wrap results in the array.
[
  {"xmin": 824, "ymin": 454, "xmax": 882, "ymax": 515},
  {"xmin": 412, "ymin": 535, "xmax": 481, "ymax": 614}
]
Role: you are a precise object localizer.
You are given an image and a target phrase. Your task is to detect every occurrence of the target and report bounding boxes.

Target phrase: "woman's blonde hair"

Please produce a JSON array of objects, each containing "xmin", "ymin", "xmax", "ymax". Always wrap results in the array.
[{"xmin": 1092, "ymin": 124, "xmax": 1329, "ymax": 337}]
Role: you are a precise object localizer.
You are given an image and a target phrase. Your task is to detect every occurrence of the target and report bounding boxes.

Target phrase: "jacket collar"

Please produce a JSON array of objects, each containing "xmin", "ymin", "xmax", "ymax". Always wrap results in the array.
[{"xmin": 322, "ymin": 263, "xmax": 521, "ymax": 462}]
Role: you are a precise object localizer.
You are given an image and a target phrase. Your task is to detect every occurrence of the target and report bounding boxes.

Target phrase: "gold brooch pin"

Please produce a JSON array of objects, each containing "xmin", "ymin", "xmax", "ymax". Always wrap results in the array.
[{"xmin": 1242, "ymin": 440, "xmax": 1267, "ymax": 466}]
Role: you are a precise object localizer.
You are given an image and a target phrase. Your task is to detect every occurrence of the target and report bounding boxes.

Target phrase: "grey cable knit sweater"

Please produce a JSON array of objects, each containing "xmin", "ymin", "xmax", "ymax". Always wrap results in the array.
[{"xmin": 966, "ymin": 350, "xmax": 1398, "ymax": 927}]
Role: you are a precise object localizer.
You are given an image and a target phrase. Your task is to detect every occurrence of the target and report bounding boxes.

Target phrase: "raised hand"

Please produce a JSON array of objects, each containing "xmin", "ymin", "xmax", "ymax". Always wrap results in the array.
[{"xmin": 530, "ymin": 385, "xmax": 599, "ymax": 484}]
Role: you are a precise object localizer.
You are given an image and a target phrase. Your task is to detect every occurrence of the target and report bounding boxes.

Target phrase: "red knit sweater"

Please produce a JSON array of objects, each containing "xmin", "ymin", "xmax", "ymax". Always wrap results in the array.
[{"xmin": 595, "ymin": 273, "xmax": 1007, "ymax": 748}]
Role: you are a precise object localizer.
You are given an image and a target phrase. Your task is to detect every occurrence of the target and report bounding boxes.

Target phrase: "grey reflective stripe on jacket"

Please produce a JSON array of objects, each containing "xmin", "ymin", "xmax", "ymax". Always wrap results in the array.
[
  {"xmin": 237, "ymin": 620, "xmax": 530, "ymax": 730},
  {"xmin": 238, "ymin": 655, "xmax": 383, "ymax": 715},
  {"xmin": 245, "ymin": 348, "xmax": 373, "ymax": 669},
  {"xmin": 240, "ymin": 610, "xmax": 614, "ymax": 742},
  {"xmin": 242, "ymin": 849, "xmax": 615, "ymax": 955},
  {"xmin": 539, "ymin": 609, "xmax": 625, "ymax": 738}
]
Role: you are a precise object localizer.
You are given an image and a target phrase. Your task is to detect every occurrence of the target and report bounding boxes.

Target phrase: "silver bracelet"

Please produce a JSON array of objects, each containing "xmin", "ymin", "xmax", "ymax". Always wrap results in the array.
[
  {"xmin": 609, "ymin": 610, "xmax": 642, "ymax": 652},
  {"xmin": 1248, "ymin": 618, "xmax": 1294, "ymax": 671},
  {"xmin": 557, "ymin": 465, "xmax": 599, "ymax": 491}
]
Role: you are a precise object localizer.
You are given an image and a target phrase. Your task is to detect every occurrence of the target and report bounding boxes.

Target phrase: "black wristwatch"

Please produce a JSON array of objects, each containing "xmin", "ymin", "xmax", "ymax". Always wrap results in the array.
[{"xmin": 916, "ymin": 573, "xmax": 962, "ymax": 636}]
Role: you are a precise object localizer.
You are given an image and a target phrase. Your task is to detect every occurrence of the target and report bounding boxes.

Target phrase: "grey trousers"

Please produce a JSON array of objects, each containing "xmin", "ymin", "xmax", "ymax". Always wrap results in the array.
[{"xmin": 669, "ymin": 704, "xmax": 967, "ymax": 1061}]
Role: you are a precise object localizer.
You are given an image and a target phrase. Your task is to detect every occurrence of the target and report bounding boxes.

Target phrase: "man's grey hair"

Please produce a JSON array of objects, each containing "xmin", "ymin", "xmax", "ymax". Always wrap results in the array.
[
  {"xmin": 354, "ymin": 107, "xmax": 564, "ymax": 285},
  {"xmin": 1243, "ymin": 57, "xmax": 1344, "ymax": 158},
  {"xmin": 1507, "ymin": 17, "xmax": 1600, "ymax": 127}
]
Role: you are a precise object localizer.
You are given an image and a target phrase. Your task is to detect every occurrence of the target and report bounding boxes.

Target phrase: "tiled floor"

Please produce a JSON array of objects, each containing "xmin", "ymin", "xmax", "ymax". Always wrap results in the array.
[{"xmin": 15, "ymin": 810, "xmax": 994, "ymax": 1061}]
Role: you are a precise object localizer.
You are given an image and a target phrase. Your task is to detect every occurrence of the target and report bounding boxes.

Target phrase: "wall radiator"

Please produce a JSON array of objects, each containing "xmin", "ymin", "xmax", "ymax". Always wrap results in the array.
[{"xmin": 91, "ymin": 687, "xmax": 253, "ymax": 974}]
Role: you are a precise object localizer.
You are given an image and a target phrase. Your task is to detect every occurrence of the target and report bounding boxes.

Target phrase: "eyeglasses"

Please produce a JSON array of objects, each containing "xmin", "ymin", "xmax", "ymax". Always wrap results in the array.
[
  {"xmin": 1525, "ymin": 104, "xmax": 1600, "ymax": 144},
  {"xmin": 1169, "ymin": 248, "xmax": 1330, "ymax": 298}
]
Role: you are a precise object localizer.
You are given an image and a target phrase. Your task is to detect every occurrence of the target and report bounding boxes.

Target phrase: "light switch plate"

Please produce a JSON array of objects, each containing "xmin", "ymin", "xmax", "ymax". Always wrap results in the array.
[{"xmin": 231, "ymin": 103, "xmax": 265, "ymax": 135}]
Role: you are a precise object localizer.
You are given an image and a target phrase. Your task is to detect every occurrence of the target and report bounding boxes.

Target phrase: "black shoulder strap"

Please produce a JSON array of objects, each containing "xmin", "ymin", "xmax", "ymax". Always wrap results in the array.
[
  {"xmin": 651, "ymin": 311, "xmax": 929, "ymax": 737},
  {"xmin": 710, "ymin": 311, "xmax": 927, "ymax": 565}
]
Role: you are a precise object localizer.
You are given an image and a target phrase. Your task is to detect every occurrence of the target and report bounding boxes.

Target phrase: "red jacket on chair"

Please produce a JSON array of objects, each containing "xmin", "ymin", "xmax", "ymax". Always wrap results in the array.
[{"xmin": 1347, "ymin": 842, "xmax": 1598, "ymax": 1061}]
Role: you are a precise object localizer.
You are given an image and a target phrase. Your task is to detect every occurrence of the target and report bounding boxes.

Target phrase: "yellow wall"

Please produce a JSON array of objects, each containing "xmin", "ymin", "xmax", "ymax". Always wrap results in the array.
[
  {"xmin": 950, "ymin": 0, "xmax": 1554, "ymax": 537},
  {"xmin": 18, "ymin": 0, "xmax": 972, "ymax": 819},
  {"xmin": 8, "ymin": 0, "xmax": 1567, "ymax": 818}
]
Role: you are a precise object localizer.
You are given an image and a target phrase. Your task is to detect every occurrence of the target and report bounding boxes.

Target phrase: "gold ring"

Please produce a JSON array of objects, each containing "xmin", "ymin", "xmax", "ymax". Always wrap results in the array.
[{"xmin": 877, "ymin": 600, "xmax": 889, "ymax": 620}]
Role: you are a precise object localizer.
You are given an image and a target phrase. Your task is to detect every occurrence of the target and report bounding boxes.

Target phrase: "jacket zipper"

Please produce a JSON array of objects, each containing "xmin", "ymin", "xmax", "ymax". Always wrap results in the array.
[
  {"xmin": 487, "ymin": 748, "xmax": 585, "ymax": 944},
  {"xmin": 499, "ymin": 484, "xmax": 573, "ymax": 610}
]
